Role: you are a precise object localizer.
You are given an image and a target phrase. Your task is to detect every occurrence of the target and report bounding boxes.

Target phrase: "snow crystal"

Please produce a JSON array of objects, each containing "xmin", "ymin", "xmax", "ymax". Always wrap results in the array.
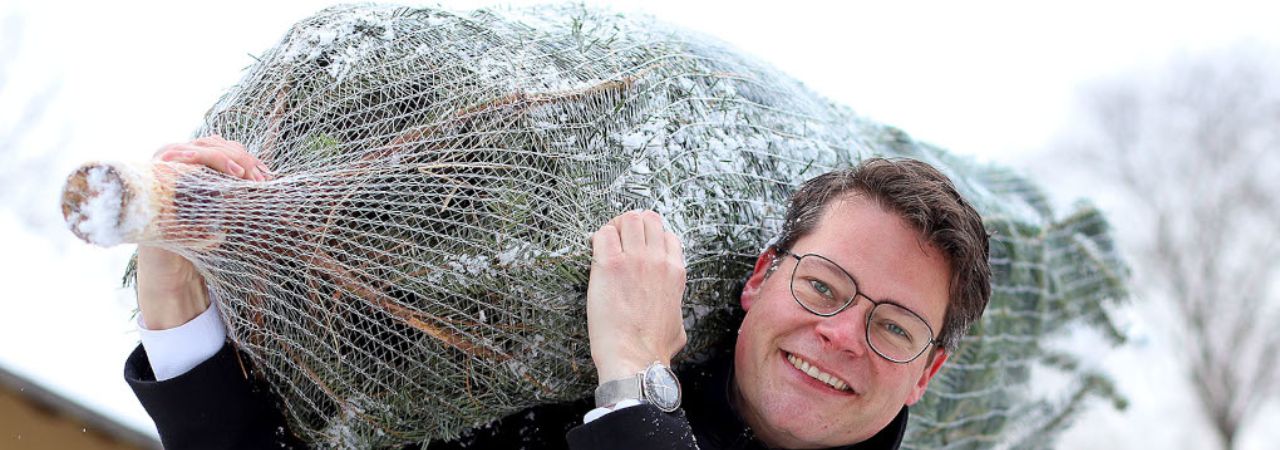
[
  {"xmin": 319, "ymin": 408, "xmax": 362, "ymax": 448},
  {"xmin": 447, "ymin": 253, "xmax": 496, "ymax": 277},
  {"xmin": 496, "ymin": 242, "xmax": 531, "ymax": 265},
  {"xmin": 621, "ymin": 131, "xmax": 650, "ymax": 150},
  {"xmin": 72, "ymin": 166, "xmax": 125, "ymax": 247}
]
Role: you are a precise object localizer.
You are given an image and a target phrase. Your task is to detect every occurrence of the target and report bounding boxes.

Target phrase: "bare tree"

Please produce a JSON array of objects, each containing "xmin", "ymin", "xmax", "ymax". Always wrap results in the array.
[{"xmin": 1053, "ymin": 46, "xmax": 1280, "ymax": 449}]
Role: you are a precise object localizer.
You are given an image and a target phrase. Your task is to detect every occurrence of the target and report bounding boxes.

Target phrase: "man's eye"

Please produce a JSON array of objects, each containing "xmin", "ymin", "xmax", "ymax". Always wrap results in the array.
[
  {"xmin": 885, "ymin": 322, "xmax": 910, "ymax": 339},
  {"xmin": 809, "ymin": 279, "xmax": 834, "ymax": 298}
]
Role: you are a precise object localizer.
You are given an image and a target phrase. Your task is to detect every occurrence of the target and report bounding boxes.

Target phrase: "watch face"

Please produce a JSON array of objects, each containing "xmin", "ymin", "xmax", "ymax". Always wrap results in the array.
[{"xmin": 643, "ymin": 364, "xmax": 682, "ymax": 412}]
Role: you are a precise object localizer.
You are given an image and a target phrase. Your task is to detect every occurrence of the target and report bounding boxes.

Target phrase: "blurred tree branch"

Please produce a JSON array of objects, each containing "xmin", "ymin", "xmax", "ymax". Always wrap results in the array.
[{"xmin": 1058, "ymin": 46, "xmax": 1280, "ymax": 450}]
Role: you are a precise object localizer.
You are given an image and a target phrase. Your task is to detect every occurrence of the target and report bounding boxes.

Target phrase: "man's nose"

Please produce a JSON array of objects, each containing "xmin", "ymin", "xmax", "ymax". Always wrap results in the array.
[{"xmin": 813, "ymin": 299, "xmax": 873, "ymax": 357}]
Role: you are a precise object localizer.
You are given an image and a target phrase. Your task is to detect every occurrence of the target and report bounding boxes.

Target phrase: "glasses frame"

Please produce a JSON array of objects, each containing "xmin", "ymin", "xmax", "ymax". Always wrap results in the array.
[{"xmin": 774, "ymin": 248, "xmax": 941, "ymax": 364}]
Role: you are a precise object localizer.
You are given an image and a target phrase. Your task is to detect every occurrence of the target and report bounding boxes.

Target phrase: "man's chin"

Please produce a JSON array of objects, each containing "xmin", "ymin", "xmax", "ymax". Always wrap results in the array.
[
  {"xmin": 747, "ymin": 387, "xmax": 879, "ymax": 448},
  {"xmin": 746, "ymin": 395, "xmax": 848, "ymax": 448}
]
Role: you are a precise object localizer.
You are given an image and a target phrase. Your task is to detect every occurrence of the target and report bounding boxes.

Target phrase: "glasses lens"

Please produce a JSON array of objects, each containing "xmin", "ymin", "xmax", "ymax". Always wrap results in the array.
[
  {"xmin": 791, "ymin": 255, "xmax": 856, "ymax": 315},
  {"xmin": 867, "ymin": 304, "xmax": 933, "ymax": 362}
]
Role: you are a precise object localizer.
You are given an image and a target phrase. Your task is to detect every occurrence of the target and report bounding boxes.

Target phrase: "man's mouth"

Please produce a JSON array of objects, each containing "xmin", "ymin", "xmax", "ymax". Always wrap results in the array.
[{"xmin": 785, "ymin": 352, "xmax": 853, "ymax": 393}]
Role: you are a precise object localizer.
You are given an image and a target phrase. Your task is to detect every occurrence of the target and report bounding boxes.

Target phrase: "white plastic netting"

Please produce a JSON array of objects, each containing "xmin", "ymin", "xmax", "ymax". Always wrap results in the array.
[{"xmin": 60, "ymin": 4, "xmax": 1127, "ymax": 448}]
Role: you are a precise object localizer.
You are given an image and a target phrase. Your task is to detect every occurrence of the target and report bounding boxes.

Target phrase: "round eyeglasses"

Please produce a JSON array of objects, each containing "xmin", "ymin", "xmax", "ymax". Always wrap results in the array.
[{"xmin": 773, "ymin": 249, "xmax": 940, "ymax": 364}]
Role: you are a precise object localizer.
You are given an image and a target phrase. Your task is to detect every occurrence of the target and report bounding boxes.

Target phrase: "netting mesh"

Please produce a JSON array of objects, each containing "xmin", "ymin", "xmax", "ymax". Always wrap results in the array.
[{"xmin": 61, "ymin": 4, "xmax": 1127, "ymax": 448}]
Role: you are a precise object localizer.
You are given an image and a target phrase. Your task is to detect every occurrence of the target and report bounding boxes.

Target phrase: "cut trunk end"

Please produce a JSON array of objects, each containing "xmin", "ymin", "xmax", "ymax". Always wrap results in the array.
[{"xmin": 61, "ymin": 162, "xmax": 156, "ymax": 247}]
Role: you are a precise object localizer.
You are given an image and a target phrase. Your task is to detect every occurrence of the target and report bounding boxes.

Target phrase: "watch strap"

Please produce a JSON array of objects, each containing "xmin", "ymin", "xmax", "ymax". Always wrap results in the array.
[{"xmin": 594, "ymin": 373, "xmax": 642, "ymax": 408}]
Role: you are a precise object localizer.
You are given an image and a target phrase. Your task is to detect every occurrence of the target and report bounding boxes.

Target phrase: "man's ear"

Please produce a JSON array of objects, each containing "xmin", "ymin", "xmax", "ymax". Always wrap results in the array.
[
  {"xmin": 740, "ymin": 248, "xmax": 777, "ymax": 311},
  {"xmin": 905, "ymin": 348, "xmax": 948, "ymax": 406}
]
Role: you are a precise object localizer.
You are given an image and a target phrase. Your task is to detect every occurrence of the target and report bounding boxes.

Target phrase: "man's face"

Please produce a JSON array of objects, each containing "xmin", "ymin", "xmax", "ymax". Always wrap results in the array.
[{"xmin": 733, "ymin": 195, "xmax": 951, "ymax": 448}]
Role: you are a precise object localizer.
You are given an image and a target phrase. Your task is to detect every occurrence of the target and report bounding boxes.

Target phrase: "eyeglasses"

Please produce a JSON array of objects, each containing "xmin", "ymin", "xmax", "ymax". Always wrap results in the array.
[{"xmin": 773, "ymin": 248, "xmax": 940, "ymax": 364}]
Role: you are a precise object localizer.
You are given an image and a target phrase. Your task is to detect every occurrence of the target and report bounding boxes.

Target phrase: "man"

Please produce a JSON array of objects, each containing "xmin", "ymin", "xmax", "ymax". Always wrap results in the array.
[{"xmin": 127, "ymin": 136, "xmax": 989, "ymax": 449}]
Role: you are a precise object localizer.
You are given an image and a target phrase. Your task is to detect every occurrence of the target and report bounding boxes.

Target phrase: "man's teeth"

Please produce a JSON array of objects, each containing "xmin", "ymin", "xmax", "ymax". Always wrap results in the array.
[{"xmin": 786, "ymin": 353, "xmax": 851, "ymax": 392}]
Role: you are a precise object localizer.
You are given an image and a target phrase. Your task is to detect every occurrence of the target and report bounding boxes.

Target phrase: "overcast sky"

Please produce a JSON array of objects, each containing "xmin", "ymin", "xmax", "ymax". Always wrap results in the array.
[{"xmin": 2, "ymin": 0, "xmax": 1278, "ymax": 447}]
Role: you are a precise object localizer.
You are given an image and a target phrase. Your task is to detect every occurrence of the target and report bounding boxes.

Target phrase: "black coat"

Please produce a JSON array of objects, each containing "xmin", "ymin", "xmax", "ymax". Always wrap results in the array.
[{"xmin": 125, "ymin": 336, "xmax": 906, "ymax": 450}]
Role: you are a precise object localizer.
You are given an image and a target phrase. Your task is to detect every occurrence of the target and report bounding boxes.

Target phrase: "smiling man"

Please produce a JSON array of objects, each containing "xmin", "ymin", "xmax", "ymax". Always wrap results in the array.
[
  {"xmin": 124, "ymin": 140, "xmax": 989, "ymax": 449},
  {"xmin": 730, "ymin": 173, "xmax": 987, "ymax": 447},
  {"xmin": 574, "ymin": 157, "xmax": 990, "ymax": 449}
]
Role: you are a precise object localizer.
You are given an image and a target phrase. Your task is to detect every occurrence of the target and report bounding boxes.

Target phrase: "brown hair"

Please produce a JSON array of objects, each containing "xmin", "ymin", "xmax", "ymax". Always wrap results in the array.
[{"xmin": 773, "ymin": 157, "xmax": 991, "ymax": 353}]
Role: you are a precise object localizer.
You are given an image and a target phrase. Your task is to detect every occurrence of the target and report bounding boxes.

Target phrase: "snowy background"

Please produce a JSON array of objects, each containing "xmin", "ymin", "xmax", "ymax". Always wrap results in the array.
[{"xmin": 1, "ymin": 0, "xmax": 1278, "ymax": 448}]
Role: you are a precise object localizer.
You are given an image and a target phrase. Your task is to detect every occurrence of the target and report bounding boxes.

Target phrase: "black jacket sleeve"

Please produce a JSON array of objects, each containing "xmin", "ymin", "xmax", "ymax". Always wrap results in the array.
[
  {"xmin": 126, "ymin": 342, "xmax": 706, "ymax": 450},
  {"xmin": 124, "ymin": 342, "xmax": 307, "ymax": 449},
  {"xmin": 565, "ymin": 404, "xmax": 699, "ymax": 450}
]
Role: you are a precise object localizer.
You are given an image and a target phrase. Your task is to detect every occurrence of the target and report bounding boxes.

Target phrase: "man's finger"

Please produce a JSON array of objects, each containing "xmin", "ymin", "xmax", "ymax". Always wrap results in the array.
[
  {"xmin": 155, "ymin": 144, "xmax": 204, "ymax": 162},
  {"xmin": 162, "ymin": 144, "xmax": 247, "ymax": 179},
  {"xmin": 617, "ymin": 211, "xmax": 646, "ymax": 254},
  {"xmin": 218, "ymin": 137, "xmax": 271, "ymax": 176},
  {"xmin": 641, "ymin": 210, "xmax": 665, "ymax": 251},
  {"xmin": 156, "ymin": 148, "xmax": 194, "ymax": 162},
  {"xmin": 186, "ymin": 136, "xmax": 267, "ymax": 181},
  {"xmin": 190, "ymin": 136, "xmax": 221, "ymax": 147},
  {"xmin": 207, "ymin": 140, "xmax": 267, "ymax": 182},
  {"xmin": 665, "ymin": 230, "xmax": 684, "ymax": 266},
  {"xmin": 591, "ymin": 224, "xmax": 623, "ymax": 263},
  {"xmin": 153, "ymin": 143, "xmax": 188, "ymax": 159}
]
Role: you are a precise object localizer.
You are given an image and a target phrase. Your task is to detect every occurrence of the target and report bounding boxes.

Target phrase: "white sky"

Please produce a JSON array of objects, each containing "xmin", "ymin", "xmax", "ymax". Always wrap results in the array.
[{"xmin": 2, "ymin": 0, "xmax": 1278, "ymax": 448}]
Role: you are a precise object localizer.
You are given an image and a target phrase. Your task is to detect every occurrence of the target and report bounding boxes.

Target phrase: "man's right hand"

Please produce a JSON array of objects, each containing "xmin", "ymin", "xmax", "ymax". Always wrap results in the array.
[{"xmin": 136, "ymin": 135, "xmax": 270, "ymax": 330}]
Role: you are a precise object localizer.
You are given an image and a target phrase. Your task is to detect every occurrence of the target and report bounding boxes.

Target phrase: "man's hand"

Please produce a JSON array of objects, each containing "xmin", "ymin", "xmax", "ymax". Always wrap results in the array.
[
  {"xmin": 587, "ymin": 210, "xmax": 688, "ymax": 383},
  {"xmin": 136, "ymin": 135, "xmax": 270, "ymax": 330}
]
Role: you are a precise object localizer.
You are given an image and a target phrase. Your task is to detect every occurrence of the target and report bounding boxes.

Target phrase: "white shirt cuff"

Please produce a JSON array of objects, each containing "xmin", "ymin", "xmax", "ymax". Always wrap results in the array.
[
  {"xmin": 137, "ymin": 301, "xmax": 228, "ymax": 381},
  {"xmin": 582, "ymin": 399, "xmax": 643, "ymax": 424}
]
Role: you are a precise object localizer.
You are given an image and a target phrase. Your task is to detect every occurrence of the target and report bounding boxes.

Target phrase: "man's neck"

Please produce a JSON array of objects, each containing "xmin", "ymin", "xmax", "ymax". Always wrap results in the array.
[{"xmin": 728, "ymin": 375, "xmax": 791, "ymax": 448}]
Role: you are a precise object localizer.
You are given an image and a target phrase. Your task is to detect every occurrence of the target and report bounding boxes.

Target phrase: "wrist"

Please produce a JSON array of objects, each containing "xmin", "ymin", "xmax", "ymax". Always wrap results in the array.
[
  {"xmin": 136, "ymin": 246, "xmax": 210, "ymax": 330},
  {"xmin": 595, "ymin": 357, "xmax": 666, "ymax": 384},
  {"xmin": 594, "ymin": 361, "xmax": 682, "ymax": 412},
  {"xmin": 137, "ymin": 278, "xmax": 210, "ymax": 330}
]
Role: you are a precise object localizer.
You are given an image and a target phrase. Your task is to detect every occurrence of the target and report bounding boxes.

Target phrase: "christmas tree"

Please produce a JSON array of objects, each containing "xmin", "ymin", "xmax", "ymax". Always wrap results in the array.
[{"xmin": 61, "ymin": 4, "xmax": 1127, "ymax": 448}]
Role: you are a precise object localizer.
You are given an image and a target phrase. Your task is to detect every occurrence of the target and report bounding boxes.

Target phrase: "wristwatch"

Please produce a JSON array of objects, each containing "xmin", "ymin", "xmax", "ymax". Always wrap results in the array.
[{"xmin": 594, "ymin": 362, "xmax": 682, "ymax": 413}]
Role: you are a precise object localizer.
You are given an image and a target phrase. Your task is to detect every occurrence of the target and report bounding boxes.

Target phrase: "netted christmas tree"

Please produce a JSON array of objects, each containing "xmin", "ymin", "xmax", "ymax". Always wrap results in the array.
[{"xmin": 60, "ymin": 4, "xmax": 1127, "ymax": 448}]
